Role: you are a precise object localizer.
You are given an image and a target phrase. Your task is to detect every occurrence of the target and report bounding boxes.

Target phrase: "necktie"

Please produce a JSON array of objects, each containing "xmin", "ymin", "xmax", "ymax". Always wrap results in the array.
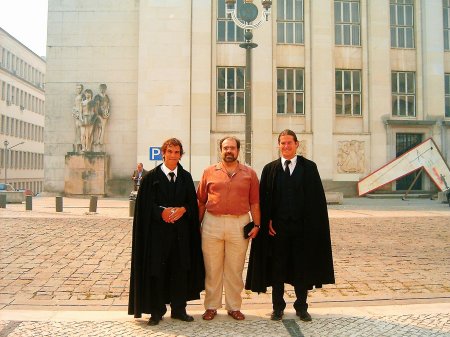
[
  {"xmin": 284, "ymin": 160, "xmax": 291, "ymax": 176},
  {"xmin": 168, "ymin": 172, "xmax": 176, "ymax": 198}
]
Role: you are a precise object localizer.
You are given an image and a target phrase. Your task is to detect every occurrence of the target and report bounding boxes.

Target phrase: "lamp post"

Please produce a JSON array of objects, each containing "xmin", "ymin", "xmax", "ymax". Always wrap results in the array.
[
  {"xmin": 3, "ymin": 140, "xmax": 25, "ymax": 184},
  {"xmin": 226, "ymin": 0, "xmax": 272, "ymax": 166}
]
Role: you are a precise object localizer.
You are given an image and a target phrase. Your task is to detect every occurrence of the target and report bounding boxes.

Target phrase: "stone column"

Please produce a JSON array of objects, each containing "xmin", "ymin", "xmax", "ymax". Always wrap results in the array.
[
  {"xmin": 420, "ymin": 0, "xmax": 445, "ymax": 150},
  {"xmin": 310, "ymin": 0, "xmax": 334, "ymax": 179},
  {"xmin": 137, "ymin": 0, "xmax": 193, "ymax": 170},
  {"xmin": 367, "ymin": 1, "xmax": 392, "ymax": 170},
  {"xmin": 190, "ymin": 0, "xmax": 212, "ymax": 180}
]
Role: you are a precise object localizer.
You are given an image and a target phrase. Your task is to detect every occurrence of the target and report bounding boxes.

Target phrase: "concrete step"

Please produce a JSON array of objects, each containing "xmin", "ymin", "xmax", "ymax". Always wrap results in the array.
[{"xmin": 365, "ymin": 193, "xmax": 432, "ymax": 199}]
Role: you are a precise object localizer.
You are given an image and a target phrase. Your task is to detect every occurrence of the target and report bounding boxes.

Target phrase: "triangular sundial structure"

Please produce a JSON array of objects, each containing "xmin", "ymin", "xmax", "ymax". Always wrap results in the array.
[{"xmin": 358, "ymin": 138, "xmax": 450, "ymax": 196}]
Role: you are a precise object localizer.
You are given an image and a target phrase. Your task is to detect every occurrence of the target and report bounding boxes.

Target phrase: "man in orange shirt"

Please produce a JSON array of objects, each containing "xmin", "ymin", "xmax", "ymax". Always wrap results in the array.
[{"xmin": 197, "ymin": 136, "xmax": 260, "ymax": 321}]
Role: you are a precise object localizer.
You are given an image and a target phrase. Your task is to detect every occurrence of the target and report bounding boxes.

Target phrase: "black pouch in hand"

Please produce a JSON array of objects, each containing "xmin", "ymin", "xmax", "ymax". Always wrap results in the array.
[{"xmin": 243, "ymin": 221, "xmax": 254, "ymax": 238}]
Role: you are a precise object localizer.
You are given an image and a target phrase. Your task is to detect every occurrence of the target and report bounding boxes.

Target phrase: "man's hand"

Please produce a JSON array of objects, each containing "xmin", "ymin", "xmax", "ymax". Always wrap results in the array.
[
  {"xmin": 248, "ymin": 226, "xmax": 259, "ymax": 239},
  {"xmin": 162, "ymin": 207, "xmax": 186, "ymax": 223},
  {"xmin": 268, "ymin": 220, "xmax": 276, "ymax": 236}
]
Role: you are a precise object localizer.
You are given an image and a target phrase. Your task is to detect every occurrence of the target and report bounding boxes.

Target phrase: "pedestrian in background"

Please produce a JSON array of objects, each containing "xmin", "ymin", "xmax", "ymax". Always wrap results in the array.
[{"xmin": 131, "ymin": 163, "xmax": 147, "ymax": 191}]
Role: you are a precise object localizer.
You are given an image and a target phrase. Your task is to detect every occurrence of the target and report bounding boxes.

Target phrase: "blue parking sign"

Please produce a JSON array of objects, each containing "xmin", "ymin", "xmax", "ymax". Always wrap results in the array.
[{"xmin": 149, "ymin": 147, "xmax": 162, "ymax": 160}]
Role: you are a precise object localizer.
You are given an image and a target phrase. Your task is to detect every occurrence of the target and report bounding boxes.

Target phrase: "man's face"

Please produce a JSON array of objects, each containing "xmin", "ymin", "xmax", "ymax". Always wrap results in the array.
[
  {"xmin": 163, "ymin": 145, "xmax": 181, "ymax": 168},
  {"xmin": 76, "ymin": 85, "xmax": 83, "ymax": 94},
  {"xmin": 221, "ymin": 138, "xmax": 239, "ymax": 163},
  {"xmin": 279, "ymin": 135, "xmax": 299, "ymax": 160},
  {"xmin": 137, "ymin": 164, "xmax": 143, "ymax": 172}
]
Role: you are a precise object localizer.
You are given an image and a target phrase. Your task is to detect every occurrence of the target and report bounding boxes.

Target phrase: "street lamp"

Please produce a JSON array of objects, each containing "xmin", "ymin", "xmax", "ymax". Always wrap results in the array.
[
  {"xmin": 226, "ymin": 0, "xmax": 272, "ymax": 165},
  {"xmin": 3, "ymin": 140, "xmax": 25, "ymax": 184}
]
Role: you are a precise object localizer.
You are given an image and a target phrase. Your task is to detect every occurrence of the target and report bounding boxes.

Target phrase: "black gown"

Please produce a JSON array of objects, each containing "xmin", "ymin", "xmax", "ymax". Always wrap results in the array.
[
  {"xmin": 245, "ymin": 156, "xmax": 335, "ymax": 292},
  {"xmin": 128, "ymin": 163, "xmax": 205, "ymax": 318}
]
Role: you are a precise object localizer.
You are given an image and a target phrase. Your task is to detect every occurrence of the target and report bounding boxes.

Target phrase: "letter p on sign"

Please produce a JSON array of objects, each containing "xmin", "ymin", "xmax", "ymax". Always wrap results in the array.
[{"xmin": 149, "ymin": 147, "xmax": 162, "ymax": 160}]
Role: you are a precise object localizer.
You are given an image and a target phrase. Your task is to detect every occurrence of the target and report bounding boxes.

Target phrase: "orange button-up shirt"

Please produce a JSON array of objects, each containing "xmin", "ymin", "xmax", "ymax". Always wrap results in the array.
[{"xmin": 197, "ymin": 162, "xmax": 260, "ymax": 216}]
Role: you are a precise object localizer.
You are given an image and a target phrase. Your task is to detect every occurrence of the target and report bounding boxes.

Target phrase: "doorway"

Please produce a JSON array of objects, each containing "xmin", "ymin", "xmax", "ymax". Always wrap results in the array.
[{"xmin": 395, "ymin": 133, "xmax": 423, "ymax": 190}]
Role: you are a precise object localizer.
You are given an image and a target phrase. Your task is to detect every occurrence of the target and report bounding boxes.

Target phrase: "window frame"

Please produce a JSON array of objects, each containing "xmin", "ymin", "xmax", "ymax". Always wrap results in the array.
[
  {"xmin": 217, "ymin": 0, "xmax": 245, "ymax": 43},
  {"xmin": 277, "ymin": 0, "xmax": 304, "ymax": 45},
  {"xmin": 216, "ymin": 66, "xmax": 246, "ymax": 115},
  {"xmin": 445, "ymin": 73, "xmax": 450, "ymax": 118},
  {"xmin": 444, "ymin": 0, "xmax": 450, "ymax": 51},
  {"xmin": 334, "ymin": 0, "xmax": 361, "ymax": 46},
  {"xmin": 276, "ymin": 67, "xmax": 305, "ymax": 115},
  {"xmin": 335, "ymin": 69, "xmax": 362, "ymax": 116},
  {"xmin": 390, "ymin": 0, "xmax": 415, "ymax": 49},
  {"xmin": 391, "ymin": 71, "xmax": 416, "ymax": 117}
]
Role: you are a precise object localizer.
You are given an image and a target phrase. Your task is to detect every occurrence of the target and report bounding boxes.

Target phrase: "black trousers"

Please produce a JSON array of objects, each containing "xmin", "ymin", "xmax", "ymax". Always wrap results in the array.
[
  {"xmin": 149, "ymin": 232, "xmax": 188, "ymax": 317},
  {"xmin": 272, "ymin": 283, "xmax": 308, "ymax": 312},
  {"xmin": 271, "ymin": 220, "xmax": 308, "ymax": 312}
]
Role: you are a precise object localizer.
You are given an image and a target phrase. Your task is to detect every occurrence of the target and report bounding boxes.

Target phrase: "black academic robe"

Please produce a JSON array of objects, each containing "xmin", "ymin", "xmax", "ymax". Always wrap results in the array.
[
  {"xmin": 245, "ymin": 156, "xmax": 335, "ymax": 293},
  {"xmin": 128, "ymin": 163, "xmax": 205, "ymax": 318}
]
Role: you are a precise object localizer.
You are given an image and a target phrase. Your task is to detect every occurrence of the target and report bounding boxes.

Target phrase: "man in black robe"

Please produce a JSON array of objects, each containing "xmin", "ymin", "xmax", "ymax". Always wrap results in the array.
[
  {"xmin": 245, "ymin": 129, "xmax": 334, "ymax": 322},
  {"xmin": 128, "ymin": 138, "xmax": 204, "ymax": 325}
]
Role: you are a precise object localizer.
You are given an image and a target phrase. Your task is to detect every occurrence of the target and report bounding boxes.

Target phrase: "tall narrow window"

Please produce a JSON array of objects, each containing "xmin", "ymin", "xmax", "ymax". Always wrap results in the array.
[
  {"xmin": 392, "ymin": 71, "xmax": 415, "ymax": 117},
  {"xmin": 277, "ymin": 0, "xmax": 304, "ymax": 44},
  {"xmin": 390, "ymin": 0, "xmax": 414, "ymax": 48},
  {"xmin": 335, "ymin": 0, "xmax": 361, "ymax": 46},
  {"xmin": 444, "ymin": 0, "xmax": 450, "ymax": 50},
  {"xmin": 277, "ymin": 68, "xmax": 304, "ymax": 114},
  {"xmin": 445, "ymin": 74, "xmax": 450, "ymax": 117},
  {"xmin": 217, "ymin": 0, "xmax": 244, "ymax": 42},
  {"xmin": 217, "ymin": 67, "xmax": 245, "ymax": 114},
  {"xmin": 335, "ymin": 69, "xmax": 362, "ymax": 116}
]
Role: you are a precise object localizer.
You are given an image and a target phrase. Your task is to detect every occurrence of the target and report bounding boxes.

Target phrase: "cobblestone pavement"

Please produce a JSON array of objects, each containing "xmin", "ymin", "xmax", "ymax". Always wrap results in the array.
[
  {"xmin": 0, "ymin": 309, "xmax": 449, "ymax": 336},
  {"xmin": 1, "ymin": 198, "xmax": 449, "ymax": 336}
]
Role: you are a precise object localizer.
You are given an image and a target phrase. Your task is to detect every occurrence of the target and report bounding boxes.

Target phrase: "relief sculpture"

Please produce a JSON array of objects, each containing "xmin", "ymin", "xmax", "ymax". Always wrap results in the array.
[{"xmin": 337, "ymin": 140, "xmax": 365, "ymax": 173}]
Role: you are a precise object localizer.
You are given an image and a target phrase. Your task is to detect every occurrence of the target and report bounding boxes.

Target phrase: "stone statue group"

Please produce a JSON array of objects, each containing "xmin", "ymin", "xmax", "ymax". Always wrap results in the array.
[{"xmin": 72, "ymin": 83, "xmax": 110, "ymax": 153}]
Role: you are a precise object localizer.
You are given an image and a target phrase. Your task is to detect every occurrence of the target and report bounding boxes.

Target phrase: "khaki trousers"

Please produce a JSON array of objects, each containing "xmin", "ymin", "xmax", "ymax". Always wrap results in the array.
[{"xmin": 201, "ymin": 211, "xmax": 250, "ymax": 311}]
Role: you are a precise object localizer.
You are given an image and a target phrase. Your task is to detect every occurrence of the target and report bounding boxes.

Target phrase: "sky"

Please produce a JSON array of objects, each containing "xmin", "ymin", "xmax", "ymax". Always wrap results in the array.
[{"xmin": 0, "ymin": 0, "xmax": 48, "ymax": 57}]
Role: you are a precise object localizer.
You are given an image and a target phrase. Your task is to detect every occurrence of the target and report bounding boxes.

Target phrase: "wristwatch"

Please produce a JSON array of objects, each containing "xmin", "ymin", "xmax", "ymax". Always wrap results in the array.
[{"xmin": 254, "ymin": 224, "xmax": 261, "ymax": 228}]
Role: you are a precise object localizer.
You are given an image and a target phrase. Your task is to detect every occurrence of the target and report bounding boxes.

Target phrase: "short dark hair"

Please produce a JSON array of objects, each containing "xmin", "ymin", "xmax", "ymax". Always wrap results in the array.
[
  {"xmin": 278, "ymin": 129, "xmax": 298, "ymax": 143},
  {"xmin": 161, "ymin": 138, "xmax": 184, "ymax": 157},
  {"xmin": 219, "ymin": 136, "xmax": 241, "ymax": 151}
]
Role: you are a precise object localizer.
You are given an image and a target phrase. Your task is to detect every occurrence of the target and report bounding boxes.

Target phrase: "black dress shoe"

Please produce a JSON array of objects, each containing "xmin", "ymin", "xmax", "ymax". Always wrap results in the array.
[
  {"xmin": 296, "ymin": 309, "xmax": 312, "ymax": 322},
  {"xmin": 171, "ymin": 312, "xmax": 194, "ymax": 322},
  {"xmin": 270, "ymin": 310, "xmax": 284, "ymax": 321},
  {"xmin": 148, "ymin": 315, "xmax": 162, "ymax": 326}
]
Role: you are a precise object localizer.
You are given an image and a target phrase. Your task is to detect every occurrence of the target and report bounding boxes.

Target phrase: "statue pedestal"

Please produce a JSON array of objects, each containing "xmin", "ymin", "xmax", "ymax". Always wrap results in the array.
[{"xmin": 65, "ymin": 152, "xmax": 109, "ymax": 196}]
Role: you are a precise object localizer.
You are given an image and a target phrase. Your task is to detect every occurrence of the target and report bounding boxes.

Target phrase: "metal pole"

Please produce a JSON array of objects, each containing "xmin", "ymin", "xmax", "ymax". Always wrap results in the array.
[
  {"xmin": 402, "ymin": 167, "xmax": 424, "ymax": 201},
  {"xmin": 245, "ymin": 45, "xmax": 252, "ymax": 166},
  {"xmin": 4, "ymin": 140, "xmax": 8, "ymax": 184}
]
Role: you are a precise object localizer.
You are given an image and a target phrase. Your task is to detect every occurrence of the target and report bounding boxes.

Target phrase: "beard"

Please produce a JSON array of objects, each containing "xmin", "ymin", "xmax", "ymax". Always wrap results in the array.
[{"xmin": 222, "ymin": 153, "xmax": 237, "ymax": 162}]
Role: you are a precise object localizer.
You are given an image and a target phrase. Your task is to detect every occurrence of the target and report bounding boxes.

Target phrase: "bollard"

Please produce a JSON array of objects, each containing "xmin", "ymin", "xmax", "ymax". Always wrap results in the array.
[
  {"xmin": 56, "ymin": 196, "xmax": 63, "ymax": 212},
  {"xmin": 89, "ymin": 195, "xmax": 98, "ymax": 213},
  {"xmin": 0, "ymin": 194, "xmax": 6, "ymax": 208},
  {"xmin": 25, "ymin": 195, "xmax": 32, "ymax": 211},
  {"xmin": 129, "ymin": 199, "xmax": 136, "ymax": 217}
]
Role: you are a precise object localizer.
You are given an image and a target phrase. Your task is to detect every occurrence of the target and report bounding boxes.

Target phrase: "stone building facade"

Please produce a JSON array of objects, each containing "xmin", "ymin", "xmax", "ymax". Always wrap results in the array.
[
  {"xmin": 44, "ymin": 0, "xmax": 450, "ymax": 196},
  {"xmin": 0, "ymin": 28, "xmax": 46, "ymax": 194}
]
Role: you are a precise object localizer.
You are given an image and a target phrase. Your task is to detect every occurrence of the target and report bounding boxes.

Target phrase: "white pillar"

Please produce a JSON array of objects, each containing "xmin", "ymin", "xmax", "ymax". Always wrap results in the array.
[
  {"xmin": 310, "ymin": 0, "xmax": 334, "ymax": 179},
  {"xmin": 137, "ymin": 0, "xmax": 193, "ymax": 170}
]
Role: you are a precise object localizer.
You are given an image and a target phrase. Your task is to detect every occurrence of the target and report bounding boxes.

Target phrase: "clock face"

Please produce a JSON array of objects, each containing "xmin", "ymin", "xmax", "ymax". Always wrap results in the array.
[{"xmin": 238, "ymin": 3, "xmax": 259, "ymax": 22}]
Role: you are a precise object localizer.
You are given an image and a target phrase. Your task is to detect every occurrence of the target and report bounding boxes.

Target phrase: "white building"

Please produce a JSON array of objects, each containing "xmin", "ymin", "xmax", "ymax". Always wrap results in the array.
[
  {"xmin": 44, "ymin": 0, "xmax": 450, "ymax": 196},
  {"xmin": 0, "ymin": 28, "xmax": 45, "ymax": 194}
]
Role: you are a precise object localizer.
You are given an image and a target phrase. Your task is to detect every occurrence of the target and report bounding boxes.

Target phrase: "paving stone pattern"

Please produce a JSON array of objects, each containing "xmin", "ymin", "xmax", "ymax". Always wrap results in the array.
[
  {"xmin": 1, "ymin": 216, "xmax": 449, "ymax": 308},
  {"xmin": 0, "ymin": 314, "xmax": 449, "ymax": 337}
]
